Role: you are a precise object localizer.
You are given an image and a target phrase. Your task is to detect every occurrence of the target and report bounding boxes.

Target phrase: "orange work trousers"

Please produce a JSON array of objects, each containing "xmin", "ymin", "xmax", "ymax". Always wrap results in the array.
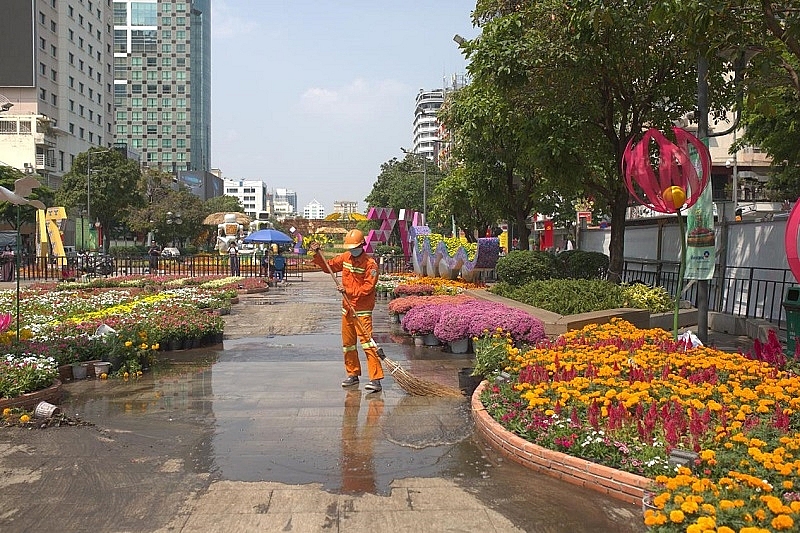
[{"xmin": 341, "ymin": 310, "xmax": 384, "ymax": 381}]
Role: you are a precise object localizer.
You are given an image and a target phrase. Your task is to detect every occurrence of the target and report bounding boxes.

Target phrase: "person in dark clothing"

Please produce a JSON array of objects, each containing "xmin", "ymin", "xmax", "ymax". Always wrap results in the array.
[{"xmin": 148, "ymin": 243, "xmax": 160, "ymax": 274}]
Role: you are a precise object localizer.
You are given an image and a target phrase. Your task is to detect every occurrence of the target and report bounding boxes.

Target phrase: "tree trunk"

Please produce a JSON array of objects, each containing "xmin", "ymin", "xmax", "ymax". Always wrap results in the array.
[{"xmin": 607, "ymin": 187, "xmax": 628, "ymax": 283}]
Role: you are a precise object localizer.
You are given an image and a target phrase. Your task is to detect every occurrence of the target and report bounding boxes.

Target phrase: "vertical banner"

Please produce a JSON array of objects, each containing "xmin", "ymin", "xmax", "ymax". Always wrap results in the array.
[
  {"xmin": 542, "ymin": 220, "xmax": 554, "ymax": 250},
  {"xmin": 684, "ymin": 149, "xmax": 716, "ymax": 280}
]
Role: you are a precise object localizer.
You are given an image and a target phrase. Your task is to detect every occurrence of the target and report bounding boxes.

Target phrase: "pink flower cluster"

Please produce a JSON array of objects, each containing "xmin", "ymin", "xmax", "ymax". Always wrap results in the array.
[{"xmin": 395, "ymin": 296, "xmax": 545, "ymax": 345}]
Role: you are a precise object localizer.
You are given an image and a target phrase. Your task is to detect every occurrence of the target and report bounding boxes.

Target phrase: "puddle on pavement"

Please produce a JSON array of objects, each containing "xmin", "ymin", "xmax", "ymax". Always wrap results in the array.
[{"xmin": 57, "ymin": 300, "xmax": 644, "ymax": 532}]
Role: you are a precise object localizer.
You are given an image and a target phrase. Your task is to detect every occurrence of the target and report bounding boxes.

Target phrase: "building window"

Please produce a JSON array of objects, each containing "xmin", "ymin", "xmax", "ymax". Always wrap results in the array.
[
  {"xmin": 69, "ymin": 52, "xmax": 75, "ymax": 65},
  {"xmin": 162, "ymin": 139, "xmax": 172, "ymax": 148},
  {"xmin": 51, "ymin": 94, "xmax": 57, "ymax": 106},
  {"xmin": 146, "ymin": 111, "xmax": 157, "ymax": 121},
  {"xmin": 176, "ymin": 43, "xmax": 185, "ymax": 53},
  {"xmin": 69, "ymin": 123, "xmax": 75, "ymax": 134},
  {"xmin": 51, "ymin": 20, "xmax": 57, "ymax": 32},
  {"xmin": 161, "ymin": 98, "xmax": 172, "ymax": 107},
  {"xmin": 39, "ymin": 88, "xmax": 46, "ymax": 101},
  {"xmin": 162, "ymin": 125, "xmax": 172, "ymax": 135},
  {"xmin": 131, "ymin": 2, "xmax": 157, "ymax": 25},
  {"xmin": 162, "ymin": 43, "xmax": 171, "ymax": 53},
  {"xmin": 39, "ymin": 62, "xmax": 46, "ymax": 75},
  {"xmin": 51, "ymin": 69, "xmax": 57, "ymax": 81},
  {"xmin": 114, "ymin": 30, "xmax": 126, "ymax": 53},
  {"xmin": 147, "ymin": 126, "xmax": 157, "ymax": 135},
  {"xmin": 39, "ymin": 37, "xmax": 46, "ymax": 50},
  {"xmin": 113, "ymin": 2, "xmax": 126, "ymax": 25},
  {"xmin": 132, "ymin": 139, "xmax": 142, "ymax": 149},
  {"xmin": 147, "ymin": 138, "xmax": 157, "ymax": 147},
  {"xmin": 116, "ymin": 111, "xmax": 127, "ymax": 121},
  {"xmin": 176, "ymin": 139, "xmax": 186, "ymax": 148},
  {"xmin": 161, "ymin": 111, "xmax": 172, "ymax": 121},
  {"xmin": 132, "ymin": 125, "xmax": 142, "ymax": 134},
  {"xmin": 131, "ymin": 30, "xmax": 157, "ymax": 52},
  {"xmin": 147, "ymin": 98, "xmax": 157, "ymax": 107},
  {"xmin": 132, "ymin": 111, "xmax": 142, "ymax": 121},
  {"xmin": 116, "ymin": 125, "xmax": 127, "ymax": 134},
  {"xmin": 50, "ymin": 44, "xmax": 57, "ymax": 57},
  {"xmin": 79, "ymin": 127, "xmax": 85, "ymax": 139},
  {"xmin": 162, "ymin": 16, "xmax": 171, "ymax": 24}
]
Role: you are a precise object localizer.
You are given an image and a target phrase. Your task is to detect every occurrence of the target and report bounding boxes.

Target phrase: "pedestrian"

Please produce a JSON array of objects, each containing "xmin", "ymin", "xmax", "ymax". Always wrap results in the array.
[
  {"xmin": 228, "ymin": 241, "xmax": 240, "ymax": 276},
  {"xmin": 1, "ymin": 244, "xmax": 14, "ymax": 281},
  {"xmin": 309, "ymin": 229, "xmax": 383, "ymax": 392},
  {"xmin": 272, "ymin": 249, "xmax": 287, "ymax": 283},
  {"xmin": 148, "ymin": 242, "xmax": 160, "ymax": 274}
]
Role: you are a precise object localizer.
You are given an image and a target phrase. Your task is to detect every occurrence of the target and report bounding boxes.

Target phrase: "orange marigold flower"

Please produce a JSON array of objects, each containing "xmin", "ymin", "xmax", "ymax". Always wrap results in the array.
[
  {"xmin": 772, "ymin": 515, "xmax": 794, "ymax": 531},
  {"xmin": 669, "ymin": 510, "xmax": 685, "ymax": 523}
]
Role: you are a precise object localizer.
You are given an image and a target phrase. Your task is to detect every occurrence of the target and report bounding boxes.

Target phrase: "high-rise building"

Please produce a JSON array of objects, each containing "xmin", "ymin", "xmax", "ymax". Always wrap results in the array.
[
  {"xmin": 411, "ymin": 75, "xmax": 466, "ymax": 165},
  {"xmin": 273, "ymin": 188, "xmax": 297, "ymax": 219},
  {"xmin": 112, "ymin": 0, "xmax": 211, "ymax": 174},
  {"xmin": 0, "ymin": 0, "xmax": 115, "ymax": 187},
  {"xmin": 303, "ymin": 199, "xmax": 324, "ymax": 220},
  {"xmin": 223, "ymin": 178, "xmax": 270, "ymax": 221}
]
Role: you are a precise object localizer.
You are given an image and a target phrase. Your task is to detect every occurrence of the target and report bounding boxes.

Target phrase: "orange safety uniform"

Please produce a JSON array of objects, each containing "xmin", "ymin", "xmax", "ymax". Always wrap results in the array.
[{"xmin": 312, "ymin": 249, "xmax": 383, "ymax": 381}]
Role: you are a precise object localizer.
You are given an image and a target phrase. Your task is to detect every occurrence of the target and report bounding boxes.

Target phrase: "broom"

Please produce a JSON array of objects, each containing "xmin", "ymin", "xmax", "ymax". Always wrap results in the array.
[{"xmin": 315, "ymin": 249, "xmax": 462, "ymax": 398}]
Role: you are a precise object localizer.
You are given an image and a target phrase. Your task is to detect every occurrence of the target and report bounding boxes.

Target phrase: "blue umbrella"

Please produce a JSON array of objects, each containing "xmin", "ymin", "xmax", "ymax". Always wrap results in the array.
[
  {"xmin": 242, "ymin": 229, "xmax": 294, "ymax": 281},
  {"xmin": 242, "ymin": 229, "xmax": 294, "ymax": 244}
]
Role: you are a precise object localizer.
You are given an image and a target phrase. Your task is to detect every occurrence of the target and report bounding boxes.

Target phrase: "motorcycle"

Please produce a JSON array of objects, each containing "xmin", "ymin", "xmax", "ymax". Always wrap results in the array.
[{"xmin": 79, "ymin": 253, "xmax": 115, "ymax": 276}]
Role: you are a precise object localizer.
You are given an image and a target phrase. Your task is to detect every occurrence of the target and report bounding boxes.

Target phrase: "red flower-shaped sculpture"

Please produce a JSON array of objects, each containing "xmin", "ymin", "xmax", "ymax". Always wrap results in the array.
[{"xmin": 622, "ymin": 127, "xmax": 710, "ymax": 213}]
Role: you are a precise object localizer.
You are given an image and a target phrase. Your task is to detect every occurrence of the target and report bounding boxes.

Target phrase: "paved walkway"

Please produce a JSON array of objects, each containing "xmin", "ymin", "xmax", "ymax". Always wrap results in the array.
[{"xmin": 2, "ymin": 273, "xmax": 743, "ymax": 532}]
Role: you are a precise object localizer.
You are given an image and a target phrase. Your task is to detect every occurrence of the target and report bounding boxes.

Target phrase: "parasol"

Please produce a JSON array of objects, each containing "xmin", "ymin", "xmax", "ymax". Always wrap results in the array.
[
  {"xmin": 202, "ymin": 212, "xmax": 252, "ymax": 226},
  {"xmin": 242, "ymin": 229, "xmax": 295, "ymax": 280}
]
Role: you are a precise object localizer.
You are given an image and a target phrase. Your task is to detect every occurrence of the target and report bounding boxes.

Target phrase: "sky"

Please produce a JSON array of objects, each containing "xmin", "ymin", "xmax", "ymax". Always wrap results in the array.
[{"xmin": 210, "ymin": 0, "xmax": 480, "ymax": 216}]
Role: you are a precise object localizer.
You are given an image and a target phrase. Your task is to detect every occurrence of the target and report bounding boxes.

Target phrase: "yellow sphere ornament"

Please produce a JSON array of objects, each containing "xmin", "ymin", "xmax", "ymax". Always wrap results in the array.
[{"xmin": 663, "ymin": 186, "xmax": 686, "ymax": 210}]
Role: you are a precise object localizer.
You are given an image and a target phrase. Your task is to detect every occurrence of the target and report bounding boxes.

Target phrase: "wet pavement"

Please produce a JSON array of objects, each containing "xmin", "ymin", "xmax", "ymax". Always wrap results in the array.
[{"xmin": 0, "ymin": 273, "xmax": 646, "ymax": 532}]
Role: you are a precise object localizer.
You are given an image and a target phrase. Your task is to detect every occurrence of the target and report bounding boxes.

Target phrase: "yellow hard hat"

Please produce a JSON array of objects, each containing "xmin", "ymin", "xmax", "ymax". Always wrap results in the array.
[{"xmin": 343, "ymin": 229, "xmax": 365, "ymax": 249}]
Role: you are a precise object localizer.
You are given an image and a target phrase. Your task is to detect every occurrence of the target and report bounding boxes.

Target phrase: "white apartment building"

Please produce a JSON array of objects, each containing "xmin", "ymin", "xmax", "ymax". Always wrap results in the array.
[
  {"xmin": 411, "ymin": 75, "xmax": 466, "ymax": 163},
  {"xmin": 223, "ymin": 178, "xmax": 270, "ymax": 221},
  {"xmin": 0, "ymin": 0, "xmax": 115, "ymax": 187},
  {"xmin": 272, "ymin": 188, "xmax": 297, "ymax": 220},
  {"xmin": 333, "ymin": 200, "xmax": 358, "ymax": 216},
  {"xmin": 303, "ymin": 199, "xmax": 324, "ymax": 220}
]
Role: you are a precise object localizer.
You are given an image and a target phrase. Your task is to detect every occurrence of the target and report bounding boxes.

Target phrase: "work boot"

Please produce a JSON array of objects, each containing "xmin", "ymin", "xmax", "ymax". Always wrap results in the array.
[
  {"xmin": 364, "ymin": 380, "xmax": 382, "ymax": 393},
  {"xmin": 341, "ymin": 375, "xmax": 359, "ymax": 387}
]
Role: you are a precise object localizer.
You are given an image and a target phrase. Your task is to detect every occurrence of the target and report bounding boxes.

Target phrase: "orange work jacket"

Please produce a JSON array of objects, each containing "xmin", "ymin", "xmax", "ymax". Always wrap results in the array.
[{"xmin": 312, "ymin": 250, "xmax": 378, "ymax": 312}]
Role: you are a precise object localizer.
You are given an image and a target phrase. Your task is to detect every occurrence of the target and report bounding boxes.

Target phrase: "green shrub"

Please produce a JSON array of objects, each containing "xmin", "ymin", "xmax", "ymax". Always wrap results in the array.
[
  {"xmin": 557, "ymin": 250, "xmax": 609, "ymax": 279},
  {"xmin": 490, "ymin": 279, "xmax": 625, "ymax": 315},
  {"xmin": 621, "ymin": 283, "xmax": 674, "ymax": 313},
  {"xmin": 495, "ymin": 250, "xmax": 560, "ymax": 286}
]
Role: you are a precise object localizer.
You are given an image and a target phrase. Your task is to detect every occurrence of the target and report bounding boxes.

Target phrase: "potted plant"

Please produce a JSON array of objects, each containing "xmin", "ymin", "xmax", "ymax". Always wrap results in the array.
[
  {"xmin": 433, "ymin": 304, "xmax": 473, "ymax": 353},
  {"xmin": 401, "ymin": 304, "xmax": 445, "ymax": 345}
]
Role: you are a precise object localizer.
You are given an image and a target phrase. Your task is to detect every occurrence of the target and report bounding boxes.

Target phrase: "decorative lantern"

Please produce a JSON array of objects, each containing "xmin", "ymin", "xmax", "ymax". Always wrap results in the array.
[
  {"xmin": 622, "ymin": 127, "xmax": 710, "ymax": 214},
  {"xmin": 622, "ymin": 127, "xmax": 711, "ymax": 339}
]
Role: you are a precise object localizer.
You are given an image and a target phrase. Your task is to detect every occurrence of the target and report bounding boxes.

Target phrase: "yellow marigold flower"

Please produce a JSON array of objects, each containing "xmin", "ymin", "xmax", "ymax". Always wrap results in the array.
[
  {"xmin": 140, "ymin": 343, "xmax": 148, "ymax": 349},
  {"xmin": 696, "ymin": 516, "xmax": 715, "ymax": 528},
  {"xmin": 699, "ymin": 449, "xmax": 715, "ymax": 462},
  {"xmin": 2, "ymin": 408, "xmax": 11, "ymax": 417},
  {"xmin": 125, "ymin": 340, "xmax": 133, "ymax": 347},
  {"xmin": 783, "ymin": 480, "xmax": 793, "ymax": 489},
  {"xmin": 719, "ymin": 500, "xmax": 736, "ymax": 511},
  {"xmin": 754, "ymin": 509, "xmax": 766, "ymax": 521},
  {"xmin": 772, "ymin": 515, "xmax": 794, "ymax": 531},
  {"xmin": 681, "ymin": 500, "xmax": 699, "ymax": 513},
  {"xmin": 700, "ymin": 503, "xmax": 715, "ymax": 515},
  {"xmin": 717, "ymin": 527, "xmax": 735, "ymax": 533},
  {"xmin": 19, "ymin": 414, "xmax": 30, "ymax": 423},
  {"xmin": 686, "ymin": 525, "xmax": 702, "ymax": 533}
]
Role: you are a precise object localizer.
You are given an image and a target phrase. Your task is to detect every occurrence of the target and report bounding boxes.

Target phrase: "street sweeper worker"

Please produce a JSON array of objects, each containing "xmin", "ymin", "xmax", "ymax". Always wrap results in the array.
[{"xmin": 309, "ymin": 229, "xmax": 384, "ymax": 392}]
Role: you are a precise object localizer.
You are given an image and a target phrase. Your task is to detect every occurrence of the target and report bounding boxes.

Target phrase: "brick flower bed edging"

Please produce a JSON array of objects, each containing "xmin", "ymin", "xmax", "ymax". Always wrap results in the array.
[
  {"xmin": 0, "ymin": 379, "xmax": 63, "ymax": 412},
  {"xmin": 471, "ymin": 381, "xmax": 652, "ymax": 506}
]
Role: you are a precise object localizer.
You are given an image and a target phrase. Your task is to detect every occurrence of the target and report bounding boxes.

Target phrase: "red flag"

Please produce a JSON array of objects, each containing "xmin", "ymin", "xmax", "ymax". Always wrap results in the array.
[{"xmin": 542, "ymin": 220, "xmax": 554, "ymax": 249}]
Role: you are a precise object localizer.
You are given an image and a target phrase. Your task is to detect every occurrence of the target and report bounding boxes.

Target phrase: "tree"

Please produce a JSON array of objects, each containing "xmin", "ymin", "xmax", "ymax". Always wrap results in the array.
[
  {"xmin": 453, "ymin": 0, "xmax": 729, "ymax": 278},
  {"xmin": 0, "ymin": 166, "xmax": 55, "ymax": 230},
  {"xmin": 203, "ymin": 194, "xmax": 244, "ymax": 215},
  {"xmin": 429, "ymin": 166, "xmax": 502, "ymax": 241},
  {"xmin": 56, "ymin": 149, "xmax": 141, "ymax": 252},
  {"xmin": 365, "ymin": 155, "xmax": 443, "ymax": 222}
]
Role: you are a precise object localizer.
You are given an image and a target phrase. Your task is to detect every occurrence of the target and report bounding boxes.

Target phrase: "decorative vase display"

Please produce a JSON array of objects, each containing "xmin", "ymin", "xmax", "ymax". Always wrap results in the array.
[
  {"xmin": 94, "ymin": 362, "xmax": 111, "ymax": 376},
  {"xmin": 58, "ymin": 364, "xmax": 74, "ymax": 382},
  {"xmin": 413, "ymin": 335, "xmax": 424, "ymax": 346},
  {"xmin": 449, "ymin": 337, "xmax": 470, "ymax": 354}
]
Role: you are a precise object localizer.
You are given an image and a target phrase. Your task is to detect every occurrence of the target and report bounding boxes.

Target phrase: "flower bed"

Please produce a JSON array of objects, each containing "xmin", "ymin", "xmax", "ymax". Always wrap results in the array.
[
  {"xmin": 478, "ymin": 318, "xmax": 800, "ymax": 531},
  {"xmin": 0, "ymin": 275, "xmax": 249, "ymax": 399}
]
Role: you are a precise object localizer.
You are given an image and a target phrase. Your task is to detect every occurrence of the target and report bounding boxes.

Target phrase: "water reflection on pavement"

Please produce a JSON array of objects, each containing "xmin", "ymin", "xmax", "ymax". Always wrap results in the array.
[{"xmin": 53, "ymin": 281, "xmax": 645, "ymax": 533}]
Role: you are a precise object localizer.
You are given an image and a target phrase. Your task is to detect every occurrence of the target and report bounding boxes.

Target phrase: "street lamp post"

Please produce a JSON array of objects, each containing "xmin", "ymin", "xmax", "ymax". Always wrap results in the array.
[
  {"xmin": 726, "ymin": 128, "xmax": 739, "ymax": 220},
  {"xmin": 166, "ymin": 211, "xmax": 182, "ymax": 246}
]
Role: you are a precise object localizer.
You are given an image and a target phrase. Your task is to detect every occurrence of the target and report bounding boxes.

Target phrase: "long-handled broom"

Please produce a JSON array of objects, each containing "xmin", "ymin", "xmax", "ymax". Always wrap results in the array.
[{"xmin": 315, "ymin": 249, "xmax": 462, "ymax": 397}]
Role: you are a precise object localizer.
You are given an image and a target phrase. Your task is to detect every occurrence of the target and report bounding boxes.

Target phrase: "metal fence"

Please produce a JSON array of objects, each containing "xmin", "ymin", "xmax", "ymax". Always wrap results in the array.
[
  {"xmin": 622, "ymin": 259, "xmax": 794, "ymax": 328},
  {"xmin": 14, "ymin": 253, "xmax": 308, "ymax": 282}
]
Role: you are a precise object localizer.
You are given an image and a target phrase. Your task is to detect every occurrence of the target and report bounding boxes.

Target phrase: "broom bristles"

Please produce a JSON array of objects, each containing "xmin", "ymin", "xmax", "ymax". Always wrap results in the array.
[{"xmin": 383, "ymin": 356, "xmax": 463, "ymax": 398}]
